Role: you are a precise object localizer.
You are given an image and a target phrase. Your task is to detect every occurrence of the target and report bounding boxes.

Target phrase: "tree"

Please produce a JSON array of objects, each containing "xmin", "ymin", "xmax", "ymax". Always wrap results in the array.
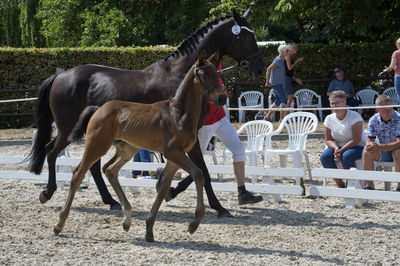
[
  {"xmin": 0, "ymin": 0, "xmax": 22, "ymax": 47},
  {"xmin": 80, "ymin": 2, "xmax": 130, "ymax": 47},
  {"xmin": 209, "ymin": 0, "xmax": 400, "ymax": 43},
  {"xmin": 271, "ymin": 0, "xmax": 400, "ymax": 43},
  {"xmin": 19, "ymin": 0, "xmax": 44, "ymax": 47},
  {"xmin": 36, "ymin": 0, "xmax": 85, "ymax": 47}
]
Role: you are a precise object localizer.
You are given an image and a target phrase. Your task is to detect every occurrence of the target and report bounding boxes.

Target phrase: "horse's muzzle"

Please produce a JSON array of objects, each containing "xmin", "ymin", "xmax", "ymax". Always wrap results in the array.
[{"xmin": 213, "ymin": 94, "xmax": 227, "ymax": 107}]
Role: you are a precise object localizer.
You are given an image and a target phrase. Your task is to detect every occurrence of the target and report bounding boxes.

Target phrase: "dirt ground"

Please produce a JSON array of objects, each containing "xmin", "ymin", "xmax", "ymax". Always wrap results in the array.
[{"xmin": 0, "ymin": 132, "xmax": 399, "ymax": 265}]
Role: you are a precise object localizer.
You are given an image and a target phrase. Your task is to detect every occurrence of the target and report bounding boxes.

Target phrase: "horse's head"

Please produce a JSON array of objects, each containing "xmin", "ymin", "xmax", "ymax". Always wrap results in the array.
[
  {"xmin": 194, "ymin": 52, "xmax": 227, "ymax": 107},
  {"xmin": 222, "ymin": 9, "xmax": 265, "ymax": 77}
]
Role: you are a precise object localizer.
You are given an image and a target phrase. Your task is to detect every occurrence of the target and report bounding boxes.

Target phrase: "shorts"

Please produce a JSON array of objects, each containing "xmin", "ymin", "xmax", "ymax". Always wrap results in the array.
[
  {"xmin": 284, "ymin": 76, "xmax": 294, "ymax": 95},
  {"xmin": 379, "ymin": 151, "xmax": 393, "ymax": 162},
  {"xmin": 272, "ymin": 83, "xmax": 287, "ymax": 106}
]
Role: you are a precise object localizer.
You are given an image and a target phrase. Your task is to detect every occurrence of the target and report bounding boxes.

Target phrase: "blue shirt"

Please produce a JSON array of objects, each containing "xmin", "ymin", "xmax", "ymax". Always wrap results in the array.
[
  {"xmin": 367, "ymin": 111, "xmax": 400, "ymax": 144},
  {"xmin": 269, "ymin": 56, "xmax": 285, "ymax": 85},
  {"xmin": 327, "ymin": 79, "xmax": 355, "ymax": 95}
]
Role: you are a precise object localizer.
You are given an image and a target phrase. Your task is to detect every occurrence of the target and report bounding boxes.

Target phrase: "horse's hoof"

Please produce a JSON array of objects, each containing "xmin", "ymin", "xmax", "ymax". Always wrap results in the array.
[
  {"xmin": 109, "ymin": 202, "xmax": 122, "ymax": 211},
  {"xmin": 217, "ymin": 209, "xmax": 233, "ymax": 218},
  {"xmin": 145, "ymin": 233, "xmax": 155, "ymax": 242},
  {"xmin": 53, "ymin": 225, "xmax": 62, "ymax": 236},
  {"xmin": 39, "ymin": 190, "xmax": 50, "ymax": 204},
  {"xmin": 165, "ymin": 188, "xmax": 175, "ymax": 202},
  {"xmin": 188, "ymin": 222, "xmax": 199, "ymax": 234}
]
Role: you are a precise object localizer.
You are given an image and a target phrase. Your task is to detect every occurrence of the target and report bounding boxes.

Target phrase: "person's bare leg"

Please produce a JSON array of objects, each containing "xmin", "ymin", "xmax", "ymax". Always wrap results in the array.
[
  {"xmin": 264, "ymin": 105, "xmax": 276, "ymax": 121},
  {"xmin": 233, "ymin": 161, "xmax": 263, "ymax": 205},
  {"xmin": 233, "ymin": 161, "xmax": 245, "ymax": 186},
  {"xmin": 279, "ymin": 104, "xmax": 287, "ymax": 121},
  {"xmin": 363, "ymin": 149, "xmax": 380, "ymax": 188},
  {"xmin": 393, "ymin": 149, "xmax": 400, "ymax": 189},
  {"xmin": 333, "ymin": 178, "xmax": 346, "ymax": 188}
]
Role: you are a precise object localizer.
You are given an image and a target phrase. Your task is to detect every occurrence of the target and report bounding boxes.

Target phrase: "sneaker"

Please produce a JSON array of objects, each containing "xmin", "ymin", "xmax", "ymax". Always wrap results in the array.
[
  {"xmin": 363, "ymin": 186, "xmax": 375, "ymax": 190},
  {"xmin": 238, "ymin": 191, "xmax": 263, "ymax": 205}
]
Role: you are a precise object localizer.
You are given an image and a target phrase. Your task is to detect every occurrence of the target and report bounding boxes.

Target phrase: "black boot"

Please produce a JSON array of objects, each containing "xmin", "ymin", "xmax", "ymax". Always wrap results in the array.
[{"xmin": 238, "ymin": 190, "xmax": 263, "ymax": 205}]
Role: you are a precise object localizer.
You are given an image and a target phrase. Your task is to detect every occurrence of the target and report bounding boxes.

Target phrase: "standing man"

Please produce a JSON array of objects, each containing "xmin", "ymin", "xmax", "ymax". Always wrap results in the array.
[
  {"xmin": 363, "ymin": 95, "xmax": 400, "ymax": 190},
  {"xmin": 166, "ymin": 62, "xmax": 263, "ymax": 206}
]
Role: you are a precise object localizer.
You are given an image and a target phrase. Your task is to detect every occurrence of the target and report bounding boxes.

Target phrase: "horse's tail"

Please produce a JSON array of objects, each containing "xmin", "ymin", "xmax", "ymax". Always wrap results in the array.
[
  {"xmin": 26, "ymin": 75, "xmax": 57, "ymax": 174},
  {"xmin": 68, "ymin": 106, "xmax": 99, "ymax": 142}
]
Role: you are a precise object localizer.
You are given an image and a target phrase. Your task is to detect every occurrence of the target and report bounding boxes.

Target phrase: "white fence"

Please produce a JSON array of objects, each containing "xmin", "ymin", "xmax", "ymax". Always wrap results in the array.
[
  {"xmin": 0, "ymin": 156, "xmax": 304, "ymax": 202},
  {"xmin": 310, "ymin": 168, "xmax": 400, "ymax": 208}
]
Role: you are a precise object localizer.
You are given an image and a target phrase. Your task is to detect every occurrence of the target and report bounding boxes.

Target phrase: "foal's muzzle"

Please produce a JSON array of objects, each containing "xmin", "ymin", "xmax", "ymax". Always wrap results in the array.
[{"xmin": 212, "ymin": 94, "xmax": 227, "ymax": 107}]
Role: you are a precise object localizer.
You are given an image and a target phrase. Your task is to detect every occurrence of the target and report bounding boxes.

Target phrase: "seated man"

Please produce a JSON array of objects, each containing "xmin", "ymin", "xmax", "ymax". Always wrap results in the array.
[
  {"xmin": 327, "ymin": 68, "xmax": 359, "ymax": 107},
  {"xmin": 363, "ymin": 95, "xmax": 400, "ymax": 191}
]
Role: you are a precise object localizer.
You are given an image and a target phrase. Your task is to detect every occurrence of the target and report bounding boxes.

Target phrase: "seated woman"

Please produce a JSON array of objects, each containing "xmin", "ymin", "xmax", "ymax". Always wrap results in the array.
[{"xmin": 320, "ymin": 90, "xmax": 366, "ymax": 188}]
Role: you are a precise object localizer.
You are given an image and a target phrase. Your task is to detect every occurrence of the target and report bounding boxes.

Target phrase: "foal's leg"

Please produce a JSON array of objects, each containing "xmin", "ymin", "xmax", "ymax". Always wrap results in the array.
[
  {"xmin": 146, "ymin": 160, "xmax": 178, "ymax": 242},
  {"xmin": 102, "ymin": 142, "xmax": 137, "ymax": 232},
  {"xmin": 172, "ymin": 140, "xmax": 231, "ymax": 218},
  {"xmin": 165, "ymin": 150, "xmax": 206, "ymax": 235},
  {"xmin": 54, "ymin": 140, "xmax": 112, "ymax": 235},
  {"xmin": 148, "ymin": 150, "xmax": 206, "ymax": 242}
]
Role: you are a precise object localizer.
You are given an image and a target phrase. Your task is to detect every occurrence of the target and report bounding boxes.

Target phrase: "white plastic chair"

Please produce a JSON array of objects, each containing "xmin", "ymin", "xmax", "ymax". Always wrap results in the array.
[
  {"xmin": 238, "ymin": 91, "xmax": 264, "ymax": 123},
  {"xmin": 294, "ymin": 88, "xmax": 323, "ymax": 121},
  {"xmin": 222, "ymin": 120, "xmax": 273, "ymax": 182},
  {"xmin": 356, "ymin": 88, "xmax": 379, "ymax": 116},
  {"xmin": 383, "ymin": 87, "xmax": 399, "ymax": 105},
  {"xmin": 264, "ymin": 112, "xmax": 318, "ymax": 182}
]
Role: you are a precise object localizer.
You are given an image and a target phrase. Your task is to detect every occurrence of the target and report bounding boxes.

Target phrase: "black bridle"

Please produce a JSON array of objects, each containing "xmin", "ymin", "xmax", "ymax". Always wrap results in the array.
[{"xmin": 220, "ymin": 25, "xmax": 262, "ymax": 73}]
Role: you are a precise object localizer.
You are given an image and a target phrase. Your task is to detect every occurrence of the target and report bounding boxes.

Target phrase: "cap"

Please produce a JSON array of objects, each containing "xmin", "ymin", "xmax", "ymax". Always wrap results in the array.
[{"xmin": 333, "ymin": 68, "xmax": 343, "ymax": 73}]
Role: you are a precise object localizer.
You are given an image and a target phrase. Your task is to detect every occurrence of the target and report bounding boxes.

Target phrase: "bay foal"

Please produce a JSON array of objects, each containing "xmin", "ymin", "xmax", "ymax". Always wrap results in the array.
[{"xmin": 53, "ymin": 53, "xmax": 226, "ymax": 242}]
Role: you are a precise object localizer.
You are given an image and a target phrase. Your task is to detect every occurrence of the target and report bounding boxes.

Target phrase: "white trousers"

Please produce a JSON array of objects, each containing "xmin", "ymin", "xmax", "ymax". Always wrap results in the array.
[{"xmin": 198, "ymin": 116, "xmax": 245, "ymax": 162}]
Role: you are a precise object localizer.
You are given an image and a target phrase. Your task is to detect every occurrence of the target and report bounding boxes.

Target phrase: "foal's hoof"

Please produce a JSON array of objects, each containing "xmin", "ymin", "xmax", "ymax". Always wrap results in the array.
[
  {"xmin": 39, "ymin": 190, "xmax": 50, "ymax": 204},
  {"xmin": 188, "ymin": 222, "xmax": 199, "ymax": 234},
  {"xmin": 53, "ymin": 225, "xmax": 62, "ymax": 236},
  {"xmin": 123, "ymin": 223, "xmax": 130, "ymax": 232},
  {"xmin": 217, "ymin": 209, "xmax": 233, "ymax": 218},
  {"xmin": 109, "ymin": 202, "xmax": 122, "ymax": 211}
]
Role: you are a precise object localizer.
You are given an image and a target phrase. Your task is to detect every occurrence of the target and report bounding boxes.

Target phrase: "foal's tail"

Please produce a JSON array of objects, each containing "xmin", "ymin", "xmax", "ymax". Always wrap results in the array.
[
  {"xmin": 26, "ymin": 75, "xmax": 57, "ymax": 174},
  {"xmin": 68, "ymin": 106, "xmax": 99, "ymax": 142}
]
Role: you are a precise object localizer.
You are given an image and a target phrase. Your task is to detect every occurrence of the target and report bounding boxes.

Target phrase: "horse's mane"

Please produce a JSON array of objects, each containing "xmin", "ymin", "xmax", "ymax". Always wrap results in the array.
[{"xmin": 164, "ymin": 15, "xmax": 232, "ymax": 60}]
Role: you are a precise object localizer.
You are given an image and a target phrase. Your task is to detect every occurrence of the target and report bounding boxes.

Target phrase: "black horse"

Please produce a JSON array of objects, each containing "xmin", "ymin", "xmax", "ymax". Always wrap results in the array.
[{"xmin": 27, "ymin": 9, "xmax": 264, "ymax": 217}]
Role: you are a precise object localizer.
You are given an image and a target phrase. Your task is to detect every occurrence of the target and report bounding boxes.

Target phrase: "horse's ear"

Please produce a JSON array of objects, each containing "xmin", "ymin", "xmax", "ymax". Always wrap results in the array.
[
  {"xmin": 232, "ymin": 9, "xmax": 241, "ymax": 22},
  {"xmin": 243, "ymin": 8, "xmax": 252, "ymax": 20},
  {"xmin": 197, "ymin": 51, "xmax": 207, "ymax": 66},
  {"xmin": 208, "ymin": 51, "xmax": 220, "ymax": 65}
]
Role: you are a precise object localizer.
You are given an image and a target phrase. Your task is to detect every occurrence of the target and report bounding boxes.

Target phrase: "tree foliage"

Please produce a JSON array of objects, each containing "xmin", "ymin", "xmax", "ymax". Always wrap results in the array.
[
  {"xmin": 211, "ymin": 0, "xmax": 400, "ymax": 43},
  {"xmin": 0, "ymin": 0, "xmax": 399, "ymax": 47}
]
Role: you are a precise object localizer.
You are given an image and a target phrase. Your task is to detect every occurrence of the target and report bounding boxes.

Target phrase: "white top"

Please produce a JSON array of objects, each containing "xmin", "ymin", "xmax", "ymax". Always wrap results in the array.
[{"xmin": 324, "ymin": 110, "xmax": 366, "ymax": 147}]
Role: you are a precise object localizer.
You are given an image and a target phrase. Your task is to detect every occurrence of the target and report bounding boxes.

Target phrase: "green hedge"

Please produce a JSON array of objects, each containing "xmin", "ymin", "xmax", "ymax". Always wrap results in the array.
[{"xmin": 0, "ymin": 42, "xmax": 396, "ymax": 128}]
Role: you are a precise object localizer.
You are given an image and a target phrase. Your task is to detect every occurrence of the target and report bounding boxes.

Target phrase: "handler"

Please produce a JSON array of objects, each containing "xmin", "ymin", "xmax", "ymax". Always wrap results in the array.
[{"xmin": 166, "ymin": 62, "xmax": 263, "ymax": 205}]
